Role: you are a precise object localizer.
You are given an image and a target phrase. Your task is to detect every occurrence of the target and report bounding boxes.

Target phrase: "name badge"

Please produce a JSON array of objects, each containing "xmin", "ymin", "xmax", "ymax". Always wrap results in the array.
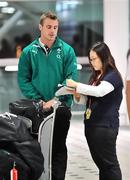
[{"xmin": 85, "ymin": 108, "xmax": 91, "ymax": 120}]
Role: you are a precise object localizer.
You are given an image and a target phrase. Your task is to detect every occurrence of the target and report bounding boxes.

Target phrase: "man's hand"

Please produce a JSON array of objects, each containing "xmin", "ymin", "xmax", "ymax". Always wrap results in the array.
[{"xmin": 42, "ymin": 99, "xmax": 56, "ymax": 110}]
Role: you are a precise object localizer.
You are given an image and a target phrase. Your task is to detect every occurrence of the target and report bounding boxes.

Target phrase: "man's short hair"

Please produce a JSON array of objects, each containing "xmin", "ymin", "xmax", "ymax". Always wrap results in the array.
[{"xmin": 40, "ymin": 11, "xmax": 58, "ymax": 25}]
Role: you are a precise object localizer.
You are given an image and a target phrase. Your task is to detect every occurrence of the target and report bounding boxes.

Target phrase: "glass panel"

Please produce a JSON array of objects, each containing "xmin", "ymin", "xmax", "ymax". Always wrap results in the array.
[
  {"xmin": 0, "ymin": 65, "xmax": 92, "ymax": 113},
  {"xmin": 0, "ymin": 0, "xmax": 102, "ymax": 112},
  {"xmin": 0, "ymin": 67, "xmax": 24, "ymax": 113},
  {"xmin": 0, "ymin": 0, "xmax": 103, "ymax": 58}
]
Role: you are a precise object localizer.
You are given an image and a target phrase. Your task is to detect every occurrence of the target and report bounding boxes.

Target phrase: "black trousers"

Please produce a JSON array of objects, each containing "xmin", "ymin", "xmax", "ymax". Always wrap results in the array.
[
  {"xmin": 52, "ymin": 105, "xmax": 71, "ymax": 180},
  {"xmin": 84, "ymin": 126, "xmax": 122, "ymax": 180}
]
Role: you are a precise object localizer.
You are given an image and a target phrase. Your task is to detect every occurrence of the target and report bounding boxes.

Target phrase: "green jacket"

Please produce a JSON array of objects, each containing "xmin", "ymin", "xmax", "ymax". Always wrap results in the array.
[{"xmin": 18, "ymin": 37, "xmax": 78, "ymax": 107}]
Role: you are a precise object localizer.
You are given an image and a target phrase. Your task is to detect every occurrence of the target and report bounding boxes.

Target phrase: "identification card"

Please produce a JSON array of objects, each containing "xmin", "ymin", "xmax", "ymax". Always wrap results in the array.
[{"xmin": 85, "ymin": 108, "xmax": 92, "ymax": 120}]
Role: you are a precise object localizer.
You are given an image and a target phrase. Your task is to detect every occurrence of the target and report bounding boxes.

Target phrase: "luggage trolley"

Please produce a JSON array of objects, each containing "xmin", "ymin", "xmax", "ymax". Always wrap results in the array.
[
  {"xmin": 38, "ymin": 100, "xmax": 61, "ymax": 180},
  {"xmin": 9, "ymin": 99, "xmax": 61, "ymax": 180}
]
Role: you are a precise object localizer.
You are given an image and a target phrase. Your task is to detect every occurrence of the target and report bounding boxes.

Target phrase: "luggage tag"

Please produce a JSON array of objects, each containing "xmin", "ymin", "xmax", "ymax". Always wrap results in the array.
[
  {"xmin": 85, "ymin": 108, "xmax": 91, "ymax": 120},
  {"xmin": 10, "ymin": 161, "xmax": 18, "ymax": 180}
]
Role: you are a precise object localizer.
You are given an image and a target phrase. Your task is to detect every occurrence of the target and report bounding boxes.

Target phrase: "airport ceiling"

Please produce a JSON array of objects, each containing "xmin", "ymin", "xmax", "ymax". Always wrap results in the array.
[{"xmin": 0, "ymin": 0, "xmax": 103, "ymax": 27}]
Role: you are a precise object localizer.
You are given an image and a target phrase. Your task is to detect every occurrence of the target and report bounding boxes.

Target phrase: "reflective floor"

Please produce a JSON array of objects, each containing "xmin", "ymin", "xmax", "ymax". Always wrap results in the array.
[{"xmin": 65, "ymin": 114, "xmax": 130, "ymax": 180}]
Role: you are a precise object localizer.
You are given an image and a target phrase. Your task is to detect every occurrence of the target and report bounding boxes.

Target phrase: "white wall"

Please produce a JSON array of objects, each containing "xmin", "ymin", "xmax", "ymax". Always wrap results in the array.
[{"xmin": 104, "ymin": 0, "xmax": 129, "ymax": 125}]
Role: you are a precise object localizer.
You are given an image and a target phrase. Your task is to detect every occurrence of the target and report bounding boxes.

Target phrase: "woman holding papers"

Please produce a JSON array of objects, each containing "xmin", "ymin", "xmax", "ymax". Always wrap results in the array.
[{"xmin": 66, "ymin": 42, "xmax": 123, "ymax": 180}]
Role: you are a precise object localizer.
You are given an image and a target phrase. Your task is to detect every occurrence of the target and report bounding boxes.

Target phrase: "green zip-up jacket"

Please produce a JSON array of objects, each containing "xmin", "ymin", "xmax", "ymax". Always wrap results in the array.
[{"xmin": 18, "ymin": 37, "xmax": 78, "ymax": 107}]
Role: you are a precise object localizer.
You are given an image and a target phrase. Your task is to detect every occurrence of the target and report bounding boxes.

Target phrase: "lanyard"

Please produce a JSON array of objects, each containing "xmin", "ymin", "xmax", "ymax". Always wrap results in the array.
[
  {"xmin": 85, "ymin": 78, "xmax": 100, "ymax": 120},
  {"xmin": 87, "ymin": 79, "xmax": 98, "ymax": 108}
]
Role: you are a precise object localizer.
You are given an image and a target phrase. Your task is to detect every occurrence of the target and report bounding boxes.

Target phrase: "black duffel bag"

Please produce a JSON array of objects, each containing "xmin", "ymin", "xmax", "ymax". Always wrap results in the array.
[
  {"xmin": 0, "ymin": 113, "xmax": 44, "ymax": 180},
  {"xmin": 0, "ymin": 149, "xmax": 30, "ymax": 180},
  {"xmin": 9, "ymin": 99, "xmax": 52, "ymax": 134}
]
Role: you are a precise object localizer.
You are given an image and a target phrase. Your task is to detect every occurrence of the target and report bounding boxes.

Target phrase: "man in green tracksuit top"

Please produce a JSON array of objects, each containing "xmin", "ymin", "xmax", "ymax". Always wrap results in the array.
[{"xmin": 18, "ymin": 11, "xmax": 77, "ymax": 180}]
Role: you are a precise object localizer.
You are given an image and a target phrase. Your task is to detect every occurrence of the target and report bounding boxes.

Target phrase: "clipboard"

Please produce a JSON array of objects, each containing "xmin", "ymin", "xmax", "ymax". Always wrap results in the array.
[{"xmin": 55, "ymin": 85, "xmax": 75, "ymax": 96}]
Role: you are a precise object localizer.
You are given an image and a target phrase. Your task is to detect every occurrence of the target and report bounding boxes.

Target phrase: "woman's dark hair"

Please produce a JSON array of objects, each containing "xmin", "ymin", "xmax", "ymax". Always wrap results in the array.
[
  {"xmin": 126, "ymin": 48, "xmax": 130, "ymax": 60},
  {"xmin": 88, "ymin": 41, "xmax": 122, "ymax": 84}
]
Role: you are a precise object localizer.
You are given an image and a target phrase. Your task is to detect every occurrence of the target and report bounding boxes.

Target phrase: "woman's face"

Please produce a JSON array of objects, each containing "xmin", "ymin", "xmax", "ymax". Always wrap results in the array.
[{"xmin": 89, "ymin": 50, "xmax": 103, "ymax": 72}]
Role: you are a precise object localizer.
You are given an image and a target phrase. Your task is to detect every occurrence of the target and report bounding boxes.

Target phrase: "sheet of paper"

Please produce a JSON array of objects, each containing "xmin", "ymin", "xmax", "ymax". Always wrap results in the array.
[{"xmin": 55, "ymin": 86, "xmax": 75, "ymax": 96}]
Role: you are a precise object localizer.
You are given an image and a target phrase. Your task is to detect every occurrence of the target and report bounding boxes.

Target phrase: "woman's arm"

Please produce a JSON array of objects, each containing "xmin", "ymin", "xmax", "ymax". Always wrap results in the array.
[{"xmin": 66, "ymin": 79, "xmax": 114, "ymax": 97}]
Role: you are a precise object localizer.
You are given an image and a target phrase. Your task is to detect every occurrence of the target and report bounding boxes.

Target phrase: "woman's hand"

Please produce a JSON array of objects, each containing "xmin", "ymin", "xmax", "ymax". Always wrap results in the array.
[
  {"xmin": 74, "ymin": 91, "xmax": 81, "ymax": 102},
  {"xmin": 66, "ymin": 79, "xmax": 80, "ymax": 102},
  {"xmin": 66, "ymin": 79, "xmax": 78, "ymax": 88}
]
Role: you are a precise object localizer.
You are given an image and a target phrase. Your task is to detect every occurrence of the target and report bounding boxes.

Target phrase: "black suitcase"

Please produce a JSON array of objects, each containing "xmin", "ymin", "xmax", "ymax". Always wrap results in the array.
[{"xmin": 9, "ymin": 99, "xmax": 52, "ymax": 134}]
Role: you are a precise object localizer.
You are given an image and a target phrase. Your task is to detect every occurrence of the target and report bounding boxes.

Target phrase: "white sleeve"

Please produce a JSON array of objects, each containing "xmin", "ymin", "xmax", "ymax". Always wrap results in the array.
[
  {"xmin": 74, "ymin": 94, "xmax": 87, "ymax": 105},
  {"xmin": 76, "ymin": 81, "xmax": 114, "ymax": 97}
]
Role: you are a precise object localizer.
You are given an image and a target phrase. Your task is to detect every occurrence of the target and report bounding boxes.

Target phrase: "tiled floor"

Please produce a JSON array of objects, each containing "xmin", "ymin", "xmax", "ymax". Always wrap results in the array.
[{"xmin": 65, "ymin": 114, "xmax": 130, "ymax": 180}]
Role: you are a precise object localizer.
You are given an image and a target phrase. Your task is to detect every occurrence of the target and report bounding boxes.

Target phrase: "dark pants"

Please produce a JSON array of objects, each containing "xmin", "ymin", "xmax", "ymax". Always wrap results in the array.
[
  {"xmin": 52, "ymin": 105, "xmax": 71, "ymax": 180},
  {"xmin": 84, "ymin": 126, "xmax": 122, "ymax": 180}
]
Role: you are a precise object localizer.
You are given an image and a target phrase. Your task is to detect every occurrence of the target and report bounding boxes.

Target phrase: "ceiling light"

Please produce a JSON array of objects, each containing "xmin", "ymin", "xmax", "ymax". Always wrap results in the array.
[
  {"xmin": 1, "ymin": 7, "xmax": 15, "ymax": 14},
  {"xmin": 77, "ymin": 64, "xmax": 82, "ymax": 70},
  {"xmin": 5, "ymin": 65, "xmax": 18, "ymax": 71},
  {"xmin": 0, "ymin": 1, "xmax": 8, "ymax": 7},
  {"xmin": 60, "ymin": 0, "xmax": 83, "ymax": 5}
]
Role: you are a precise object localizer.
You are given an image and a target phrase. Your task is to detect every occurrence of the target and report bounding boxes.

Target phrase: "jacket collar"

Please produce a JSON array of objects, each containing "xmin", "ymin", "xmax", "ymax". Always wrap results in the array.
[{"xmin": 35, "ymin": 36, "xmax": 62, "ymax": 49}]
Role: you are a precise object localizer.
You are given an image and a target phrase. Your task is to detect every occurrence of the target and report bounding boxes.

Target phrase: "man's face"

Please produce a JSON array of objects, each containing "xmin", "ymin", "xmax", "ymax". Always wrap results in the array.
[{"xmin": 39, "ymin": 18, "xmax": 59, "ymax": 42}]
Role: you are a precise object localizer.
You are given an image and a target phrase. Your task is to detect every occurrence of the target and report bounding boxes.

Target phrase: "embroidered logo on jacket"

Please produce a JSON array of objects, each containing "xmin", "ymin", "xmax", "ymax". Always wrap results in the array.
[
  {"xmin": 32, "ymin": 44, "xmax": 40, "ymax": 55},
  {"xmin": 56, "ymin": 48, "xmax": 61, "ymax": 59}
]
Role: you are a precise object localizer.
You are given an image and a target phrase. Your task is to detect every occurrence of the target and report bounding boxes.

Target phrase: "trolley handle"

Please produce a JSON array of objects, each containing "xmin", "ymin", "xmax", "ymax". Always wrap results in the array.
[{"xmin": 52, "ymin": 99, "xmax": 61, "ymax": 110}]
